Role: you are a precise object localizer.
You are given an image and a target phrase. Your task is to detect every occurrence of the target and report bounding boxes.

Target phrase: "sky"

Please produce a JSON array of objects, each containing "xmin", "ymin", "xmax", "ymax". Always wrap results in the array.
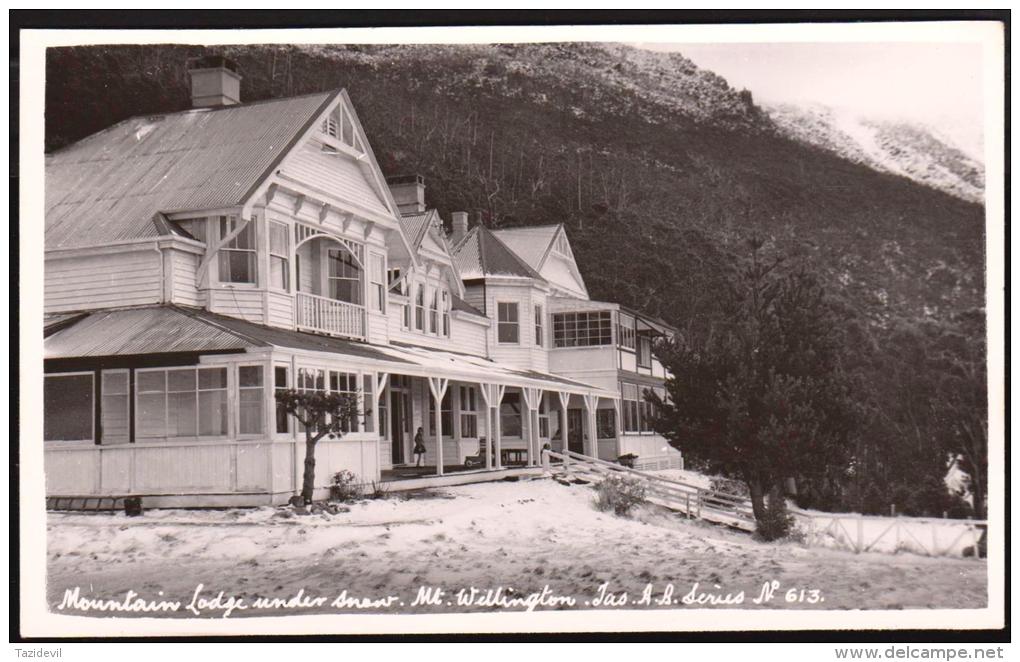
[{"xmin": 632, "ymin": 42, "xmax": 985, "ymax": 159}]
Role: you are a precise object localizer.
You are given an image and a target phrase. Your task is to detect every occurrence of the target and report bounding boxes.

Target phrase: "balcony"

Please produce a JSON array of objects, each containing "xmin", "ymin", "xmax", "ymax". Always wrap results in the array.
[{"xmin": 296, "ymin": 292, "xmax": 366, "ymax": 340}]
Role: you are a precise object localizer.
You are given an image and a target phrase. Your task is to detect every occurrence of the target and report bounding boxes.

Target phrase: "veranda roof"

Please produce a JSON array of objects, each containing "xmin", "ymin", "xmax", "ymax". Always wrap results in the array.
[{"xmin": 44, "ymin": 305, "xmax": 614, "ymax": 398}]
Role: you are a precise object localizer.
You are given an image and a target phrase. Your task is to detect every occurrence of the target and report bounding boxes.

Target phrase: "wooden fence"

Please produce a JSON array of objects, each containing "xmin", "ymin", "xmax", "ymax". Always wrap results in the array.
[{"xmin": 542, "ymin": 449, "xmax": 985, "ymax": 558}]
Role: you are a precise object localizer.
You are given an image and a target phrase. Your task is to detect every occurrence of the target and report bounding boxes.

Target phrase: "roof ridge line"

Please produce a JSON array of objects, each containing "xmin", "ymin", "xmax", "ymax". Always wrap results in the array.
[{"xmin": 170, "ymin": 305, "xmax": 270, "ymax": 348}]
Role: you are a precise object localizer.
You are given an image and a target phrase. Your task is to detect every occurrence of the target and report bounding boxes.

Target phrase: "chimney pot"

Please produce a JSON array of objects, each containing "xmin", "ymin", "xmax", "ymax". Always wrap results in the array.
[
  {"xmin": 451, "ymin": 212, "xmax": 469, "ymax": 245},
  {"xmin": 187, "ymin": 55, "xmax": 242, "ymax": 108}
]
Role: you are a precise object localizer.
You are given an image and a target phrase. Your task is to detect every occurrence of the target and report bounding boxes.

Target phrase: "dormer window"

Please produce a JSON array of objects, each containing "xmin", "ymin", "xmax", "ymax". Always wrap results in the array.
[
  {"xmin": 429, "ymin": 289, "xmax": 439, "ymax": 334},
  {"xmin": 415, "ymin": 285, "xmax": 425, "ymax": 331},
  {"xmin": 218, "ymin": 215, "xmax": 256, "ymax": 284},
  {"xmin": 442, "ymin": 291, "xmax": 451, "ymax": 337}
]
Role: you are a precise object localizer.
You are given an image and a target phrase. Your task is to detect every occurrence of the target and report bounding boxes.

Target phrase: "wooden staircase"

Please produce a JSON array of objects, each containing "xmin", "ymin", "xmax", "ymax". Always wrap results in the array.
[{"xmin": 542, "ymin": 449, "xmax": 756, "ymax": 532}]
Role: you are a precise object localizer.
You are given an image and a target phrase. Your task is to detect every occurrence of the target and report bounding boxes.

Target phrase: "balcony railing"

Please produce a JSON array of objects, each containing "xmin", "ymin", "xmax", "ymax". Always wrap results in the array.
[{"xmin": 296, "ymin": 292, "xmax": 366, "ymax": 340}]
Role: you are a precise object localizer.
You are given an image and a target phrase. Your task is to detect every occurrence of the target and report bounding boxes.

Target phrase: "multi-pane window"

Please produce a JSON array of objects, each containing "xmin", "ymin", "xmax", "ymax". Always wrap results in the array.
[
  {"xmin": 500, "ymin": 392, "xmax": 523, "ymax": 437},
  {"xmin": 497, "ymin": 302, "xmax": 519, "ymax": 344},
  {"xmin": 621, "ymin": 382, "xmax": 640, "ymax": 433},
  {"xmin": 274, "ymin": 366, "xmax": 290, "ymax": 434},
  {"xmin": 218, "ymin": 216, "xmax": 256, "ymax": 284},
  {"xmin": 44, "ymin": 373, "xmax": 93, "ymax": 442},
  {"xmin": 553, "ymin": 311, "xmax": 613, "ymax": 348},
  {"xmin": 638, "ymin": 335, "xmax": 652, "ymax": 368},
  {"xmin": 238, "ymin": 366, "xmax": 264, "ymax": 435},
  {"xmin": 596, "ymin": 408, "xmax": 617, "ymax": 439},
  {"xmin": 377, "ymin": 383, "xmax": 388, "ymax": 438},
  {"xmin": 429, "ymin": 289, "xmax": 440, "ymax": 335},
  {"xmin": 269, "ymin": 222, "xmax": 290, "ymax": 291},
  {"xmin": 328, "ymin": 248, "xmax": 362, "ymax": 304},
  {"xmin": 459, "ymin": 385, "xmax": 477, "ymax": 438},
  {"xmin": 534, "ymin": 305, "xmax": 544, "ymax": 346},
  {"xmin": 136, "ymin": 368, "xmax": 228, "ymax": 439},
  {"xmin": 369, "ymin": 254, "xmax": 386, "ymax": 313},
  {"xmin": 428, "ymin": 390, "xmax": 453, "ymax": 437},
  {"xmin": 538, "ymin": 396, "xmax": 550, "ymax": 438},
  {"xmin": 617, "ymin": 312, "xmax": 636, "ymax": 350},
  {"xmin": 442, "ymin": 291, "xmax": 451, "ymax": 337},
  {"xmin": 296, "ymin": 368, "xmax": 325, "ymax": 433},
  {"xmin": 415, "ymin": 285, "xmax": 425, "ymax": 331},
  {"xmin": 330, "ymin": 371, "xmax": 358, "ymax": 433},
  {"xmin": 361, "ymin": 374, "xmax": 374, "ymax": 433},
  {"xmin": 101, "ymin": 370, "xmax": 130, "ymax": 444}
]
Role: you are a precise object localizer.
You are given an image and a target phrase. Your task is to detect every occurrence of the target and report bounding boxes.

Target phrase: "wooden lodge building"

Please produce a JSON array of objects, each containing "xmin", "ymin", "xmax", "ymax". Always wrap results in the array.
[{"xmin": 43, "ymin": 57, "xmax": 681, "ymax": 506}]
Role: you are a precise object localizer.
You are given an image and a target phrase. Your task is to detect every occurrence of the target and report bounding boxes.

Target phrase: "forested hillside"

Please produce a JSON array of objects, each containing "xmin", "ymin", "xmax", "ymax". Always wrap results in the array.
[{"xmin": 44, "ymin": 43, "xmax": 988, "ymax": 514}]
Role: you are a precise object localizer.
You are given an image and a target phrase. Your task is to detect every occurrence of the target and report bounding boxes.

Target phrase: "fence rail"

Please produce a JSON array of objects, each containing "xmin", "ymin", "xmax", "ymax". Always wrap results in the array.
[{"xmin": 541, "ymin": 449, "xmax": 986, "ymax": 558}]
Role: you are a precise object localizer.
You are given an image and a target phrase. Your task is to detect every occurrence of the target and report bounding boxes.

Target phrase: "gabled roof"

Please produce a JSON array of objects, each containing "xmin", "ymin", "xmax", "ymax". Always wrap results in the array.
[
  {"xmin": 398, "ymin": 209, "xmax": 437, "ymax": 250},
  {"xmin": 490, "ymin": 224, "xmax": 562, "ymax": 272},
  {"xmin": 452, "ymin": 225, "xmax": 545, "ymax": 282},
  {"xmin": 45, "ymin": 91, "xmax": 339, "ymax": 250}
]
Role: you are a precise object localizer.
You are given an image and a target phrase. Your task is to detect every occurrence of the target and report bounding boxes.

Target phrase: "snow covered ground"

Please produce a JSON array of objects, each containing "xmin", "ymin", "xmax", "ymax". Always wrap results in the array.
[{"xmin": 47, "ymin": 478, "xmax": 985, "ymax": 617}]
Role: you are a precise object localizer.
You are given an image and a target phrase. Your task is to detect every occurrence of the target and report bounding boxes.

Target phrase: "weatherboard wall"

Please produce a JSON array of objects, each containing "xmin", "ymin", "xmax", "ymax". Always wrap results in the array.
[{"xmin": 45, "ymin": 247, "xmax": 164, "ymax": 314}]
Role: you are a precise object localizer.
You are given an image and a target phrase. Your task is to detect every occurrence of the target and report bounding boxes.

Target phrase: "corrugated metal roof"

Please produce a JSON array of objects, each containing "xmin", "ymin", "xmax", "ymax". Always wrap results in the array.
[
  {"xmin": 190, "ymin": 309, "xmax": 416, "ymax": 364},
  {"xmin": 491, "ymin": 225, "xmax": 561, "ymax": 271},
  {"xmin": 398, "ymin": 209, "xmax": 437, "ymax": 249},
  {"xmin": 452, "ymin": 226, "xmax": 545, "ymax": 281},
  {"xmin": 45, "ymin": 91, "xmax": 337, "ymax": 249},
  {"xmin": 44, "ymin": 307, "xmax": 260, "ymax": 358}
]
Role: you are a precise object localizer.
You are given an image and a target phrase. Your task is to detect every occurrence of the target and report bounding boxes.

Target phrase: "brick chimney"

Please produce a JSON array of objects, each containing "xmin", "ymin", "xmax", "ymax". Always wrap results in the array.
[
  {"xmin": 386, "ymin": 174, "xmax": 426, "ymax": 214},
  {"xmin": 187, "ymin": 55, "xmax": 242, "ymax": 108},
  {"xmin": 451, "ymin": 212, "xmax": 469, "ymax": 245}
]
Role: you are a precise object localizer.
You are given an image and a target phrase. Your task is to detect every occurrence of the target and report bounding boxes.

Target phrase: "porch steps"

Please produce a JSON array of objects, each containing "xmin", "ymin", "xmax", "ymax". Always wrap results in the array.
[{"xmin": 542, "ymin": 449, "xmax": 756, "ymax": 532}]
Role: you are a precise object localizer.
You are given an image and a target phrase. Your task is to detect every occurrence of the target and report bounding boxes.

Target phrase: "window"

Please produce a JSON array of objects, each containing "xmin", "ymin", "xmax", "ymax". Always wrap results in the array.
[
  {"xmin": 44, "ymin": 373, "xmax": 93, "ymax": 442},
  {"xmin": 500, "ymin": 392, "xmax": 523, "ymax": 437},
  {"xmin": 429, "ymin": 288, "xmax": 439, "ymax": 335},
  {"xmin": 497, "ymin": 302, "xmax": 519, "ymax": 344},
  {"xmin": 638, "ymin": 335, "xmax": 652, "ymax": 368},
  {"xmin": 269, "ymin": 222, "xmax": 290, "ymax": 291},
  {"xmin": 459, "ymin": 386, "xmax": 478, "ymax": 438},
  {"xmin": 621, "ymin": 382, "xmax": 640, "ymax": 433},
  {"xmin": 330, "ymin": 371, "xmax": 358, "ymax": 433},
  {"xmin": 538, "ymin": 396, "xmax": 550, "ymax": 438},
  {"xmin": 136, "ymin": 368, "xmax": 228, "ymax": 439},
  {"xmin": 295, "ymin": 367, "xmax": 325, "ymax": 433},
  {"xmin": 617, "ymin": 312, "xmax": 636, "ymax": 350},
  {"xmin": 369, "ymin": 254, "xmax": 386, "ymax": 313},
  {"xmin": 362, "ymin": 374, "xmax": 374, "ymax": 433},
  {"xmin": 442, "ymin": 291, "xmax": 451, "ymax": 337},
  {"xmin": 328, "ymin": 248, "xmax": 362, "ymax": 304},
  {"xmin": 415, "ymin": 285, "xmax": 425, "ymax": 331},
  {"xmin": 238, "ymin": 366, "xmax": 265, "ymax": 435},
  {"xmin": 101, "ymin": 371, "xmax": 129, "ymax": 444},
  {"xmin": 597, "ymin": 408, "xmax": 617, "ymax": 439},
  {"xmin": 535, "ymin": 305, "xmax": 544, "ymax": 346},
  {"xmin": 218, "ymin": 216, "xmax": 256, "ymax": 284},
  {"xmin": 274, "ymin": 366, "xmax": 290, "ymax": 434},
  {"xmin": 553, "ymin": 311, "xmax": 613, "ymax": 347},
  {"xmin": 428, "ymin": 390, "xmax": 453, "ymax": 437},
  {"xmin": 378, "ymin": 384, "xmax": 388, "ymax": 438}
]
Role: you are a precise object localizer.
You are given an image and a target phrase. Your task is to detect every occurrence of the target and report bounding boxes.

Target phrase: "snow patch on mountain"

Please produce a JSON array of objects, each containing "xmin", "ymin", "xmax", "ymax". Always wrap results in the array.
[{"xmin": 767, "ymin": 103, "xmax": 984, "ymax": 204}]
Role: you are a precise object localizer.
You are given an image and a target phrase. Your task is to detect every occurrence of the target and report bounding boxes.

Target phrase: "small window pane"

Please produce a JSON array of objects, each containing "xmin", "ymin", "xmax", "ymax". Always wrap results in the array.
[
  {"xmin": 44, "ymin": 374, "xmax": 93, "ymax": 441},
  {"xmin": 239, "ymin": 366, "xmax": 264, "ymax": 388},
  {"xmin": 137, "ymin": 371, "xmax": 165, "ymax": 393},
  {"xmin": 199, "ymin": 368, "xmax": 227, "ymax": 390},
  {"xmin": 168, "ymin": 369, "xmax": 196, "ymax": 392}
]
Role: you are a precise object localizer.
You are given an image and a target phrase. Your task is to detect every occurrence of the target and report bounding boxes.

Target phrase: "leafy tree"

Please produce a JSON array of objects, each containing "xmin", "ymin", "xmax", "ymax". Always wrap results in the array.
[
  {"xmin": 650, "ymin": 239, "xmax": 865, "ymax": 539},
  {"xmin": 276, "ymin": 389, "xmax": 362, "ymax": 505}
]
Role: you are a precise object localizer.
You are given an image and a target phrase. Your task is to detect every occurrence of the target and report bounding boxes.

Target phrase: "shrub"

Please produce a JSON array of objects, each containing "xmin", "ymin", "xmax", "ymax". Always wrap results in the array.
[
  {"xmin": 329, "ymin": 470, "xmax": 360, "ymax": 503},
  {"xmin": 755, "ymin": 495, "xmax": 795, "ymax": 541},
  {"xmin": 593, "ymin": 474, "xmax": 647, "ymax": 516}
]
